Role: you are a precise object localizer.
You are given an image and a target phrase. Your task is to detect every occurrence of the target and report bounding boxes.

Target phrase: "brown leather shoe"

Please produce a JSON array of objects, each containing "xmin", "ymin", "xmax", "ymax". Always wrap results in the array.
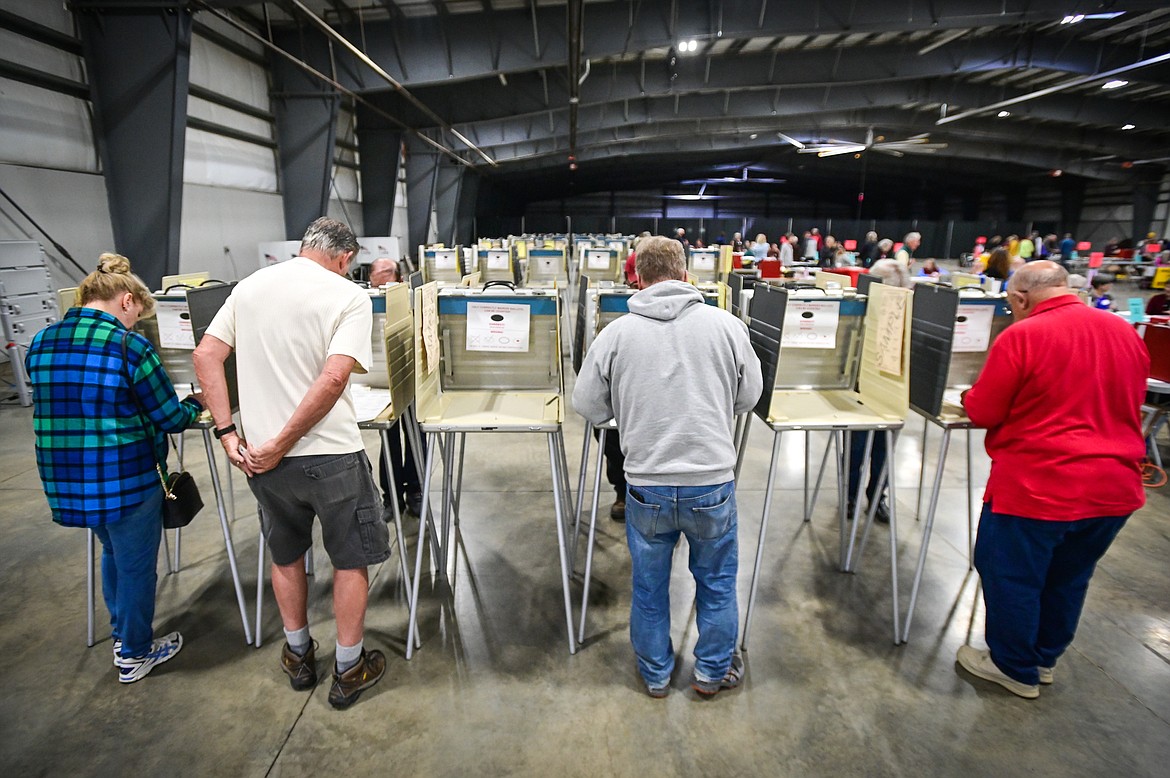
[
  {"xmin": 328, "ymin": 649, "xmax": 386, "ymax": 709},
  {"xmin": 610, "ymin": 498, "xmax": 626, "ymax": 522},
  {"xmin": 280, "ymin": 641, "xmax": 318, "ymax": 691}
]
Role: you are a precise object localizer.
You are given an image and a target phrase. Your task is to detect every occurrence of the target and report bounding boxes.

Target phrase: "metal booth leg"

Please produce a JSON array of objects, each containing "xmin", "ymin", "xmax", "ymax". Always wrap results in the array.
[
  {"xmin": 915, "ymin": 416, "xmax": 929, "ymax": 520},
  {"xmin": 86, "ymin": 529, "xmax": 96, "ymax": 646},
  {"xmin": 902, "ymin": 427, "xmax": 952, "ymax": 643},
  {"xmin": 734, "ymin": 413, "xmax": 753, "ymax": 481},
  {"xmin": 571, "ymin": 423, "xmax": 594, "ymax": 563},
  {"xmin": 806, "ymin": 431, "xmax": 836, "ymax": 522},
  {"xmin": 406, "ymin": 433, "xmax": 440, "ymax": 660},
  {"xmin": 452, "ymin": 433, "xmax": 467, "ymax": 528},
  {"xmin": 741, "ymin": 430, "xmax": 784, "ymax": 652},
  {"xmin": 439, "ymin": 432, "xmax": 456, "ymax": 580},
  {"xmin": 201, "ymin": 428, "xmax": 254, "ymax": 645},
  {"xmin": 380, "ymin": 429, "xmax": 415, "ymax": 621},
  {"xmin": 254, "ymin": 520, "xmax": 265, "ymax": 649},
  {"xmin": 885, "ymin": 430, "xmax": 902, "ymax": 644},
  {"xmin": 548, "ymin": 431, "xmax": 577, "ymax": 654},
  {"xmin": 578, "ymin": 425, "xmax": 608, "ymax": 644},
  {"xmin": 843, "ymin": 430, "xmax": 875, "ymax": 572}
]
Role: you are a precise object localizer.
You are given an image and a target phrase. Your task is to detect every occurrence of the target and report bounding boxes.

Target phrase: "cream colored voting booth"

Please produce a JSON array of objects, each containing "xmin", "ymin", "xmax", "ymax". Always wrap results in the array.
[
  {"xmin": 407, "ymin": 283, "xmax": 578, "ymax": 656},
  {"xmin": 420, "ymin": 245, "xmax": 464, "ymax": 284},
  {"xmin": 901, "ymin": 285, "xmax": 1013, "ymax": 643},
  {"xmin": 741, "ymin": 282, "xmax": 913, "ymax": 648}
]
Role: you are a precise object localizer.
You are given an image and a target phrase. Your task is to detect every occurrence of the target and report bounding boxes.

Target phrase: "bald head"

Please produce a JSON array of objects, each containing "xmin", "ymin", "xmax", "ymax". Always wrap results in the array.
[
  {"xmin": 1007, "ymin": 260, "xmax": 1075, "ymax": 318},
  {"xmin": 369, "ymin": 257, "xmax": 400, "ymax": 287}
]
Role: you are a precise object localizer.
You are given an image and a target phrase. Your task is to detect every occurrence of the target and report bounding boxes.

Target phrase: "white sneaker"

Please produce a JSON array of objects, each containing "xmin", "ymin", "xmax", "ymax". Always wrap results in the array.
[
  {"xmin": 956, "ymin": 645, "xmax": 1039, "ymax": 699},
  {"xmin": 1038, "ymin": 664, "xmax": 1055, "ymax": 685},
  {"xmin": 112, "ymin": 639, "xmax": 130, "ymax": 668},
  {"xmin": 118, "ymin": 632, "xmax": 183, "ymax": 684}
]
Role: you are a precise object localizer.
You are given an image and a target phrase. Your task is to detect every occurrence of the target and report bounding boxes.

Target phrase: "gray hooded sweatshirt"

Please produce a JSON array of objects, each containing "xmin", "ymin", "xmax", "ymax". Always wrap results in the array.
[{"xmin": 573, "ymin": 280, "xmax": 763, "ymax": 487}]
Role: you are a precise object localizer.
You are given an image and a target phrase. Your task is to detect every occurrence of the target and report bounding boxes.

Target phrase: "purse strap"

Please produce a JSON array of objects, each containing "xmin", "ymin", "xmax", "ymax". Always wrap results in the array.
[{"xmin": 120, "ymin": 330, "xmax": 173, "ymax": 500}]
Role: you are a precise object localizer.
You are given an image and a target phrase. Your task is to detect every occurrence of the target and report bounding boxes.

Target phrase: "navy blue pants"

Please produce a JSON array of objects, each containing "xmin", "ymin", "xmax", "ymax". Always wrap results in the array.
[{"xmin": 974, "ymin": 503, "xmax": 1128, "ymax": 685}]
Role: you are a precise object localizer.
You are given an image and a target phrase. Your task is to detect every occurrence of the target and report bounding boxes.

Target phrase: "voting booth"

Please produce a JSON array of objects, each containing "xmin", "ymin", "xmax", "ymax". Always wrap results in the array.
[
  {"xmin": 688, "ymin": 247, "xmax": 720, "ymax": 284},
  {"xmin": 581, "ymin": 247, "xmax": 622, "ymax": 284},
  {"xmin": 524, "ymin": 247, "xmax": 568, "ymax": 288},
  {"xmin": 126, "ymin": 281, "xmax": 254, "ymax": 646},
  {"xmin": 742, "ymin": 282, "xmax": 913, "ymax": 647},
  {"xmin": 474, "ymin": 247, "xmax": 518, "ymax": 285},
  {"xmin": 420, "ymin": 245, "xmax": 464, "ymax": 284},
  {"xmin": 901, "ymin": 285, "xmax": 1013, "ymax": 642},
  {"xmin": 408, "ymin": 282, "xmax": 577, "ymax": 655}
]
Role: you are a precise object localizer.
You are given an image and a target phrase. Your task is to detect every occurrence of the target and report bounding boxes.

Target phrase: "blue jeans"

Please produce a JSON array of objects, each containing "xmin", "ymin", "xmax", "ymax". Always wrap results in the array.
[
  {"xmin": 974, "ymin": 503, "xmax": 1128, "ymax": 685},
  {"xmin": 91, "ymin": 488, "xmax": 164, "ymax": 658},
  {"xmin": 625, "ymin": 482, "xmax": 739, "ymax": 688}
]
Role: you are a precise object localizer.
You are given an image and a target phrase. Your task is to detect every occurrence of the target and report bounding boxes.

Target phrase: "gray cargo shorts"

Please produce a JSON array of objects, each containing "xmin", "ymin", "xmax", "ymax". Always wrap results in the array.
[{"xmin": 249, "ymin": 451, "xmax": 390, "ymax": 570}]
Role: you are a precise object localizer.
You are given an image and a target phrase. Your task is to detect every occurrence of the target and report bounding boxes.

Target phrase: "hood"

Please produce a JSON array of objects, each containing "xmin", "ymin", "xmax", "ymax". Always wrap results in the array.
[{"xmin": 627, "ymin": 279, "xmax": 705, "ymax": 321}]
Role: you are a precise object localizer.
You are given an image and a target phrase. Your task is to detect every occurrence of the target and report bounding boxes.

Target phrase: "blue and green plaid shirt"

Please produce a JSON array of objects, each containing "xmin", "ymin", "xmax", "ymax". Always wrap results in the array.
[{"xmin": 26, "ymin": 308, "xmax": 202, "ymax": 527}]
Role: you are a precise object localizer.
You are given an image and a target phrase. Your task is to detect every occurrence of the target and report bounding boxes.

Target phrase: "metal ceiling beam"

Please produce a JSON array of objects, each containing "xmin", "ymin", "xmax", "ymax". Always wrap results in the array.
[
  {"xmin": 196, "ymin": 0, "xmax": 1170, "ymax": 90},
  {"xmin": 357, "ymin": 34, "xmax": 1169, "ymax": 129}
]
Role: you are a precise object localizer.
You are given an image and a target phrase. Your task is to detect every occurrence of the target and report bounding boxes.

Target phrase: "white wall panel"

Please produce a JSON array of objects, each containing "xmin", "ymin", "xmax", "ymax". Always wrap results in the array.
[
  {"xmin": 178, "ymin": 183, "xmax": 284, "ymax": 281},
  {"xmin": 184, "ymin": 128, "xmax": 278, "ymax": 192},
  {"xmin": 188, "ymin": 36, "xmax": 269, "ymax": 108},
  {"xmin": 0, "ymin": 163, "xmax": 113, "ymax": 291}
]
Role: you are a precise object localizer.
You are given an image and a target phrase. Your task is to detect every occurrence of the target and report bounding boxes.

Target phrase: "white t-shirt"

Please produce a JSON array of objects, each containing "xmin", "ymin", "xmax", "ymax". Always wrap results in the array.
[{"xmin": 206, "ymin": 257, "xmax": 373, "ymax": 457}]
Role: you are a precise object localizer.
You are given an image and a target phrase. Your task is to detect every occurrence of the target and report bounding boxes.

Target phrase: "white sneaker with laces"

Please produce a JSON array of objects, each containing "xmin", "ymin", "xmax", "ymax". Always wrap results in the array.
[
  {"xmin": 956, "ymin": 645, "xmax": 1039, "ymax": 699},
  {"xmin": 1038, "ymin": 665, "xmax": 1055, "ymax": 685},
  {"xmin": 118, "ymin": 632, "xmax": 183, "ymax": 684}
]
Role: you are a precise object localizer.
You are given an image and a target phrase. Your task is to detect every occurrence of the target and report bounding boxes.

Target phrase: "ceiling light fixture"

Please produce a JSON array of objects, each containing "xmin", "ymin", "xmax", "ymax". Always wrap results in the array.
[
  {"xmin": 1061, "ymin": 14, "xmax": 1085, "ymax": 24},
  {"xmin": 776, "ymin": 132, "xmax": 805, "ymax": 150},
  {"xmin": 749, "ymin": 133, "xmax": 758, "ymax": 140},
  {"xmin": 1122, "ymin": 123, "xmax": 1136, "ymax": 130},
  {"xmin": 1102, "ymin": 79, "xmax": 1129, "ymax": 89},
  {"xmin": 997, "ymin": 110, "xmax": 1011, "ymax": 117}
]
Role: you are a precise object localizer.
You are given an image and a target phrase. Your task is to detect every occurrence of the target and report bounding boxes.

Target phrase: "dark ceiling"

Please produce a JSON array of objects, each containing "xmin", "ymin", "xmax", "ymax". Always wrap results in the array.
[{"xmin": 205, "ymin": 1, "xmax": 1170, "ymax": 204}]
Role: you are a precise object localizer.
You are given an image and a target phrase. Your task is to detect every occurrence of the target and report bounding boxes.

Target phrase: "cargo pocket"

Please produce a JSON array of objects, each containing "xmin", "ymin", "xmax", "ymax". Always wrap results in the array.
[{"xmin": 356, "ymin": 505, "xmax": 390, "ymax": 559}]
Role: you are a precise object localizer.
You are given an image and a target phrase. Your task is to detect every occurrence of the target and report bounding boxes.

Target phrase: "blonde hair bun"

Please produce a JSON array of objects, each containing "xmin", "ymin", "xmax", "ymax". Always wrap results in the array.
[{"xmin": 97, "ymin": 252, "xmax": 132, "ymax": 274}]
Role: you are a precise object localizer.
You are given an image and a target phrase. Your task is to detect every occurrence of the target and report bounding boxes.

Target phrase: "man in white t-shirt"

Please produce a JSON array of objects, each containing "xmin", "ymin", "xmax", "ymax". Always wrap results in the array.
[{"xmin": 194, "ymin": 217, "xmax": 389, "ymax": 709}]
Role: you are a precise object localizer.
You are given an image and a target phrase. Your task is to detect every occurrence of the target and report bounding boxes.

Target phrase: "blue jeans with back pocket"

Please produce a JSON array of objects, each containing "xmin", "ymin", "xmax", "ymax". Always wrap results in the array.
[{"xmin": 625, "ymin": 481, "xmax": 739, "ymax": 688}]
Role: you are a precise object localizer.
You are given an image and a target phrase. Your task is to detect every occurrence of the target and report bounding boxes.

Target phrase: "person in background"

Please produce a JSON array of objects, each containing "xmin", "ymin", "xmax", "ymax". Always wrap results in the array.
[
  {"xmin": 573, "ymin": 236, "xmax": 762, "ymax": 699},
  {"xmin": 803, "ymin": 231, "xmax": 818, "ymax": 260},
  {"xmin": 874, "ymin": 238, "xmax": 894, "ymax": 262},
  {"xmin": 818, "ymin": 235, "xmax": 839, "ymax": 269},
  {"xmin": 778, "ymin": 233, "xmax": 794, "ymax": 266},
  {"xmin": 917, "ymin": 258, "xmax": 942, "ymax": 278},
  {"xmin": 1006, "ymin": 234, "xmax": 1021, "ymax": 262},
  {"xmin": 958, "ymin": 261, "xmax": 1147, "ymax": 699},
  {"xmin": 750, "ymin": 233, "xmax": 770, "ymax": 261},
  {"xmin": 674, "ymin": 227, "xmax": 690, "ymax": 249},
  {"xmin": 859, "ymin": 231, "xmax": 879, "ymax": 268},
  {"xmin": 895, "ymin": 232, "xmax": 921, "ymax": 267},
  {"xmin": 194, "ymin": 217, "xmax": 389, "ymax": 710},
  {"xmin": 1103, "ymin": 237, "xmax": 1120, "ymax": 257},
  {"xmin": 983, "ymin": 247, "xmax": 1012, "ymax": 281},
  {"xmin": 1019, "ymin": 233, "xmax": 1036, "ymax": 261},
  {"xmin": 1059, "ymin": 233, "xmax": 1077, "ymax": 262},
  {"xmin": 1145, "ymin": 290, "xmax": 1170, "ymax": 316},
  {"xmin": 730, "ymin": 232, "xmax": 745, "ymax": 252},
  {"xmin": 367, "ymin": 258, "xmax": 424, "ymax": 518},
  {"xmin": 1089, "ymin": 274, "xmax": 1115, "ymax": 310},
  {"xmin": 27, "ymin": 253, "xmax": 202, "ymax": 683},
  {"xmin": 767, "ymin": 242, "xmax": 780, "ymax": 259}
]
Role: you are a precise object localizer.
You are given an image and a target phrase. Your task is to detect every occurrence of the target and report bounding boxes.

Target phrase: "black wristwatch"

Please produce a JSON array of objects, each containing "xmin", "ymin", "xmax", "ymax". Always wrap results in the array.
[{"xmin": 213, "ymin": 423, "xmax": 237, "ymax": 439}]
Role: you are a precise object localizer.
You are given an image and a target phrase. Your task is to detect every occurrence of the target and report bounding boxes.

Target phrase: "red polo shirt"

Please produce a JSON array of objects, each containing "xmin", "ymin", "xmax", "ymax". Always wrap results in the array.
[{"xmin": 963, "ymin": 294, "xmax": 1149, "ymax": 520}]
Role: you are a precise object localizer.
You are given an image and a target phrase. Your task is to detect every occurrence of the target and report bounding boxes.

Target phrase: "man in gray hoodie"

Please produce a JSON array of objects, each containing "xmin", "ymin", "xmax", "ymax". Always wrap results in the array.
[{"xmin": 573, "ymin": 236, "xmax": 763, "ymax": 698}]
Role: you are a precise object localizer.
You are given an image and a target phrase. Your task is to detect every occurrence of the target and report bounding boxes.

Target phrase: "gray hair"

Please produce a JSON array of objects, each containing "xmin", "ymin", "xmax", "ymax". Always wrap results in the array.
[
  {"xmin": 865, "ymin": 231, "xmax": 878, "ymax": 243},
  {"xmin": 904, "ymin": 231, "xmax": 922, "ymax": 245},
  {"xmin": 1007, "ymin": 260, "xmax": 1069, "ymax": 293},
  {"xmin": 300, "ymin": 217, "xmax": 359, "ymax": 258},
  {"xmin": 635, "ymin": 235, "xmax": 687, "ymax": 285},
  {"xmin": 878, "ymin": 238, "xmax": 894, "ymax": 251}
]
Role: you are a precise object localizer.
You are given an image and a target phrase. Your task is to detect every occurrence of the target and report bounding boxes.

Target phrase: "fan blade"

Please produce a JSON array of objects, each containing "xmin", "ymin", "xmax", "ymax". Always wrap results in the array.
[
  {"xmin": 815, "ymin": 145, "xmax": 868, "ymax": 157},
  {"xmin": 874, "ymin": 148, "xmax": 905, "ymax": 158}
]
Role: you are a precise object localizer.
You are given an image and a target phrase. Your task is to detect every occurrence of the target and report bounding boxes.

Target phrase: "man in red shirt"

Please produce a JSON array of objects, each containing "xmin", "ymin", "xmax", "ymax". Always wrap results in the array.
[{"xmin": 958, "ymin": 261, "xmax": 1149, "ymax": 699}]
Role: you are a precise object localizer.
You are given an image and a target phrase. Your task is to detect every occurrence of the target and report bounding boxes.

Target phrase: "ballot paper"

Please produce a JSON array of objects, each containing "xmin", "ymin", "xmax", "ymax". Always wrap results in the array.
[
  {"xmin": 433, "ymin": 250, "xmax": 457, "ymax": 270},
  {"xmin": 782, "ymin": 301, "xmax": 839, "ymax": 349},
  {"xmin": 421, "ymin": 284, "xmax": 439, "ymax": 375},
  {"xmin": 486, "ymin": 251, "xmax": 509, "ymax": 270},
  {"xmin": 586, "ymin": 251, "xmax": 612, "ymax": 270},
  {"xmin": 155, "ymin": 300, "xmax": 195, "ymax": 349},
  {"xmin": 350, "ymin": 386, "xmax": 393, "ymax": 423},
  {"xmin": 466, "ymin": 301, "xmax": 530, "ymax": 352},
  {"xmin": 875, "ymin": 293, "xmax": 908, "ymax": 376},
  {"xmin": 691, "ymin": 253, "xmax": 716, "ymax": 271},
  {"xmin": 952, "ymin": 304, "xmax": 995, "ymax": 353}
]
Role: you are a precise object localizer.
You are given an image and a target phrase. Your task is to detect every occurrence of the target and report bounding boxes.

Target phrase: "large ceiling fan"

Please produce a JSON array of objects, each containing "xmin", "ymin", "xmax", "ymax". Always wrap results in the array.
[{"xmin": 798, "ymin": 127, "xmax": 947, "ymax": 158}]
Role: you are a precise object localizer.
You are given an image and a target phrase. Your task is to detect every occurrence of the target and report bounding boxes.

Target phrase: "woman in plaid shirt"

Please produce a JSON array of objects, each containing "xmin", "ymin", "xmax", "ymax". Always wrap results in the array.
[{"xmin": 26, "ymin": 254, "xmax": 204, "ymax": 683}]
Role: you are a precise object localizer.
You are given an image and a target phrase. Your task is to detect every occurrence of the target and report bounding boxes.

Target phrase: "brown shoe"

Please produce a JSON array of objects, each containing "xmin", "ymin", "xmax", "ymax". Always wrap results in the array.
[
  {"xmin": 328, "ymin": 649, "xmax": 386, "ymax": 709},
  {"xmin": 280, "ymin": 641, "xmax": 318, "ymax": 691},
  {"xmin": 610, "ymin": 499, "xmax": 626, "ymax": 523}
]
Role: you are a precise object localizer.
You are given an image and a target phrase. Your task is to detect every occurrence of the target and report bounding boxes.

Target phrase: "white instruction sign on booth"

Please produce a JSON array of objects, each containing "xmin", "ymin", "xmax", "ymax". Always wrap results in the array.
[
  {"xmin": 156, "ymin": 300, "xmax": 195, "ymax": 349},
  {"xmin": 433, "ymin": 251, "xmax": 458, "ymax": 270},
  {"xmin": 586, "ymin": 251, "xmax": 612, "ymax": 270},
  {"xmin": 466, "ymin": 302, "xmax": 530, "ymax": 352},
  {"xmin": 691, "ymin": 253, "xmax": 716, "ymax": 271},
  {"xmin": 486, "ymin": 251, "xmax": 510, "ymax": 270},
  {"xmin": 952, "ymin": 304, "xmax": 995, "ymax": 353},
  {"xmin": 782, "ymin": 301, "xmax": 839, "ymax": 349}
]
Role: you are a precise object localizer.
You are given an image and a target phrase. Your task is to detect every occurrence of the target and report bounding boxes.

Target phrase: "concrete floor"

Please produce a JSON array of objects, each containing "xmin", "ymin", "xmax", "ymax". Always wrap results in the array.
[{"xmin": 1, "ymin": 375, "xmax": 1169, "ymax": 777}]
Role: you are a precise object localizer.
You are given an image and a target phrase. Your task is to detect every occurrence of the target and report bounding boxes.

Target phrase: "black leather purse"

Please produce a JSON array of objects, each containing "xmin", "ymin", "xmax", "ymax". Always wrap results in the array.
[{"xmin": 121, "ymin": 332, "xmax": 204, "ymax": 529}]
